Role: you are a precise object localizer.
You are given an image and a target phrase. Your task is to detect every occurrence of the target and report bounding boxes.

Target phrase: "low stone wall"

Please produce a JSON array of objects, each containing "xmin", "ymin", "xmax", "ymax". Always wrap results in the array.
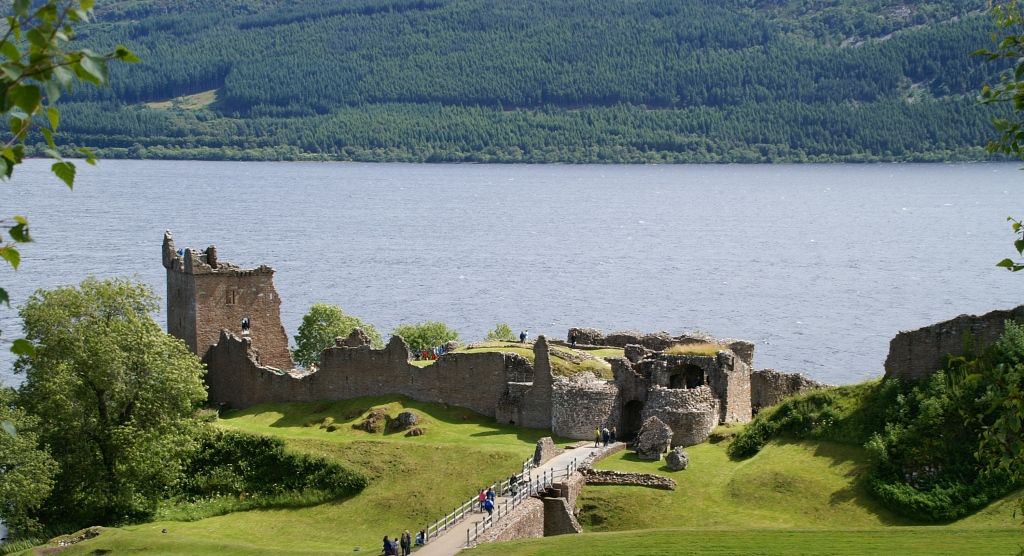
[
  {"xmin": 575, "ymin": 442, "xmax": 626, "ymax": 470},
  {"xmin": 751, "ymin": 369, "xmax": 827, "ymax": 409},
  {"xmin": 884, "ymin": 305, "xmax": 1024, "ymax": 381},
  {"xmin": 551, "ymin": 373, "xmax": 621, "ymax": 439},
  {"xmin": 581, "ymin": 469, "xmax": 677, "ymax": 490},
  {"xmin": 474, "ymin": 497, "xmax": 544, "ymax": 545}
]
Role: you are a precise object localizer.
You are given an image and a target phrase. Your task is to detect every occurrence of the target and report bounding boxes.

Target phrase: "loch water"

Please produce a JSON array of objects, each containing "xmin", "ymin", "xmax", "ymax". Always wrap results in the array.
[{"xmin": 0, "ymin": 159, "xmax": 1020, "ymax": 386}]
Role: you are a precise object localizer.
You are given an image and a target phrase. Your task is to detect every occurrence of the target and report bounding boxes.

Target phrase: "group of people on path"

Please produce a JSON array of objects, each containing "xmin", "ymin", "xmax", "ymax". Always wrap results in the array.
[
  {"xmin": 594, "ymin": 426, "xmax": 616, "ymax": 447},
  {"xmin": 382, "ymin": 530, "xmax": 423, "ymax": 555},
  {"xmin": 478, "ymin": 486, "xmax": 496, "ymax": 516}
]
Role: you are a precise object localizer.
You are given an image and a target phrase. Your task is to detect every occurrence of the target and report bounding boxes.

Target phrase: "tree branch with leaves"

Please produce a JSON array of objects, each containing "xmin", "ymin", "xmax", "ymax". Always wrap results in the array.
[{"xmin": 0, "ymin": 0, "xmax": 136, "ymax": 353}]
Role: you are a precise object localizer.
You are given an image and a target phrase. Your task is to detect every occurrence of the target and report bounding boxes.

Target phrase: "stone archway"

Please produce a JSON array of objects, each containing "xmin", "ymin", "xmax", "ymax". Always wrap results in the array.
[
  {"xmin": 669, "ymin": 364, "xmax": 706, "ymax": 389},
  {"xmin": 622, "ymin": 400, "xmax": 644, "ymax": 440}
]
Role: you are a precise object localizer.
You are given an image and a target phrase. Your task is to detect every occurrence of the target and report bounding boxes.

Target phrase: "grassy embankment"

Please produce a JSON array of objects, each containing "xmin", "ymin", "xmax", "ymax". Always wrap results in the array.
[
  {"xmin": 27, "ymin": 387, "xmax": 1024, "ymax": 556},
  {"xmin": 35, "ymin": 395, "xmax": 565, "ymax": 555}
]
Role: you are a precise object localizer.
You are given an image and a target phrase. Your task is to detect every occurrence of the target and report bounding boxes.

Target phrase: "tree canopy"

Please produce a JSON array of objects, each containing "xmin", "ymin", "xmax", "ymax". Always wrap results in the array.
[
  {"xmin": 393, "ymin": 321, "xmax": 460, "ymax": 354},
  {"xmin": 292, "ymin": 303, "xmax": 383, "ymax": 369},
  {"xmin": 15, "ymin": 277, "xmax": 206, "ymax": 525},
  {"xmin": 0, "ymin": 387, "xmax": 57, "ymax": 537}
]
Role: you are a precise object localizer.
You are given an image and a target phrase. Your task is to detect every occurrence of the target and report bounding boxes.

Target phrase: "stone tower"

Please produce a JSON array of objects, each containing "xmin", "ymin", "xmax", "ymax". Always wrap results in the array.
[{"xmin": 162, "ymin": 230, "xmax": 294, "ymax": 370}]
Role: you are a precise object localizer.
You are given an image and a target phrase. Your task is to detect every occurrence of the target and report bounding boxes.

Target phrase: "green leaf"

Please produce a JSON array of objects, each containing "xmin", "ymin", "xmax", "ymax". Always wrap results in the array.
[
  {"xmin": 45, "ymin": 80, "xmax": 61, "ymax": 104},
  {"xmin": 12, "ymin": 0, "xmax": 29, "ymax": 16},
  {"xmin": 77, "ymin": 147, "xmax": 97, "ymax": 165},
  {"xmin": 9, "ymin": 220, "xmax": 30, "ymax": 243},
  {"xmin": 0, "ymin": 287, "xmax": 11, "ymax": 307},
  {"xmin": 11, "ymin": 338, "xmax": 34, "ymax": 358},
  {"xmin": 1, "ymin": 246, "xmax": 21, "ymax": 270},
  {"xmin": 9, "ymin": 84, "xmax": 41, "ymax": 114},
  {"xmin": 1, "ymin": 63, "xmax": 23, "ymax": 82},
  {"xmin": 81, "ymin": 0, "xmax": 95, "ymax": 11},
  {"xmin": 1, "ymin": 420, "xmax": 16, "ymax": 438},
  {"xmin": 51, "ymin": 161, "xmax": 75, "ymax": 188},
  {"xmin": 0, "ymin": 41, "xmax": 18, "ymax": 63},
  {"xmin": 998, "ymin": 258, "xmax": 1016, "ymax": 268},
  {"xmin": 115, "ymin": 45, "xmax": 140, "ymax": 64},
  {"xmin": 40, "ymin": 128, "xmax": 54, "ymax": 149}
]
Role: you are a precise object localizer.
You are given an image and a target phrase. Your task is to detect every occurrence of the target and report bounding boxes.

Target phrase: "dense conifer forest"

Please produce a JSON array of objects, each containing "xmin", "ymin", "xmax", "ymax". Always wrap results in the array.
[{"xmin": 50, "ymin": 0, "xmax": 1016, "ymax": 162}]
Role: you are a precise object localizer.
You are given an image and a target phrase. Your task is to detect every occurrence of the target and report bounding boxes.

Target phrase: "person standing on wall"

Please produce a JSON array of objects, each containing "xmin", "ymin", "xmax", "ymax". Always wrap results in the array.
[
  {"xmin": 520, "ymin": 330, "xmax": 526, "ymax": 343},
  {"xmin": 570, "ymin": 330, "xmax": 577, "ymax": 348}
]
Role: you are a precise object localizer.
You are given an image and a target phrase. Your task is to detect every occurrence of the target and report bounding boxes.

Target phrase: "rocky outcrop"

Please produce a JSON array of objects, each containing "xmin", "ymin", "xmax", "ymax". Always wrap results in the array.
[
  {"xmin": 391, "ymin": 410, "xmax": 418, "ymax": 431},
  {"xmin": 635, "ymin": 416, "xmax": 673, "ymax": 460},
  {"xmin": 666, "ymin": 447, "xmax": 689, "ymax": 471}
]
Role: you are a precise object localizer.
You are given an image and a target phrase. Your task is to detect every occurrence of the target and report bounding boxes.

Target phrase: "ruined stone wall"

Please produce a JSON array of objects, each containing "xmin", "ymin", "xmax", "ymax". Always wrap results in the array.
[
  {"xmin": 164, "ymin": 231, "xmax": 293, "ymax": 370},
  {"xmin": 581, "ymin": 470, "xmax": 677, "ymax": 490},
  {"xmin": 551, "ymin": 473, "xmax": 586, "ymax": 509},
  {"xmin": 719, "ymin": 351, "xmax": 752, "ymax": 423},
  {"xmin": 642, "ymin": 386, "xmax": 719, "ymax": 447},
  {"xmin": 474, "ymin": 498, "xmax": 544, "ymax": 544},
  {"xmin": 205, "ymin": 333, "xmax": 515, "ymax": 414},
  {"xmin": 551, "ymin": 373, "xmax": 621, "ymax": 440},
  {"xmin": 751, "ymin": 369, "xmax": 827, "ymax": 409},
  {"xmin": 884, "ymin": 305, "xmax": 1024, "ymax": 381},
  {"xmin": 542, "ymin": 497, "xmax": 583, "ymax": 536},
  {"xmin": 517, "ymin": 336, "xmax": 554, "ymax": 429}
]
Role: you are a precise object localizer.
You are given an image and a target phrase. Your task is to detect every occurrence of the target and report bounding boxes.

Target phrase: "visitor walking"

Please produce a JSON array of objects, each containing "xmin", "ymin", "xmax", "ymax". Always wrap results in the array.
[
  {"xmin": 509, "ymin": 473, "xmax": 519, "ymax": 496},
  {"xmin": 400, "ymin": 530, "xmax": 411, "ymax": 556},
  {"xmin": 486, "ymin": 487, "xmax": 495, "ymax": 503},
  {"xmin": 602, "ymin": 427, "xmax": 610, "ymax": 446},
  {"xmin": 383, "ymin": 535, "xmax": 395, "ymax": 556},
  {"xmin": 594, "ymin": 428, "xmax": 601, "ymax": 447},
  {"xmin": 478, "ymin": 489, "xmax": 487, "ymax": 512},
  {"xmin": 610, "ymin": 426, "xmax": 617, "ymax": 443},
  {"xmin": 520, "ymin": 330, "xmax": 527, "ymax": 343},
  {"xmin": 483, "ymin": 497, "xmax": 494, "ymax": 516}
]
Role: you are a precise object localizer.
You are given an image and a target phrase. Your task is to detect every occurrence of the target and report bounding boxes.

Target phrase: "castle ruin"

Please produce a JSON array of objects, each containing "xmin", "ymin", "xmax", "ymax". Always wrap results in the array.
[{"xmin": 165, "ymin": 233, "xmax": 822, "ymax": 446}]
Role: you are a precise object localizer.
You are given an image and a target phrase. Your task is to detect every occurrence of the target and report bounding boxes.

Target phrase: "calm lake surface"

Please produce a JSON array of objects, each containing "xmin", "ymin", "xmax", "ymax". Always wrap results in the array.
[{"xmin": 0, "ymin": 159, "xmax": 1021, "ymax": 386}]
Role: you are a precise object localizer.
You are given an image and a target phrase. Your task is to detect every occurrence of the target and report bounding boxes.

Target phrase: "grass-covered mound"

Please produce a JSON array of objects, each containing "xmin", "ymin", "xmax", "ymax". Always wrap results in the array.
[{"xmin": 727, "ymin": 325, "xmax": 1024, "ymax": 522}]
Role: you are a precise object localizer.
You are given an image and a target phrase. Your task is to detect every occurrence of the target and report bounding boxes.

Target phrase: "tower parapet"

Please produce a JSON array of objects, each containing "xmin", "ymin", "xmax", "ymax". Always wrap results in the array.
[{"xmin": 163, "ymin": 230, "xmax": 293, "ymax": 370}]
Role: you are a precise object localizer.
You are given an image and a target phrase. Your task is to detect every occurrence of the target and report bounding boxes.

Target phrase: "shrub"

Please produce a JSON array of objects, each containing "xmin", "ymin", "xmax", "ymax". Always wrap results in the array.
[
  {"xmin": 292, "ymin": 303, "xmax": 383, "ymax": 369},
  {"xmin": 392, "ymin": 321, "xmax": 460, "ymax": 353},
  {"xmin": 180, "ymin": 427, "xmax": 368, "ymax": 500},
  {"xmin": 486, "ymin": 323, "xmax": 516, "ymax": 342}
]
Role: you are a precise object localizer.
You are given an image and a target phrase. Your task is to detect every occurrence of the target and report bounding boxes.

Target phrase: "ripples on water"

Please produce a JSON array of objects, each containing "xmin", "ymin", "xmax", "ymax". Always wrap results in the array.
[{"xmin": 0, "ymin": 159, "xmax": 1020, "ymax": 386}]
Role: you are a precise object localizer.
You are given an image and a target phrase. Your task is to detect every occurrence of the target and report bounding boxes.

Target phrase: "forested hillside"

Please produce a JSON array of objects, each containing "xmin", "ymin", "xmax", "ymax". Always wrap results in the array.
[{"xmin": 50, "ymin": 0, "xmax": 1014, "ymax": 162}]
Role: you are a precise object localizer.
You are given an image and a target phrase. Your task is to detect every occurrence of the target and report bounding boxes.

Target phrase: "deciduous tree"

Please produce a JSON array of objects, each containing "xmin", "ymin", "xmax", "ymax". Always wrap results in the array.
[
  {"xmin": 0, "ymin": 387, "xmax": 57, "ymax": 537},
  {"xmin": 393, "ymin": 321, "xmax": 460, "ymax": 354},
  {"xmin": 292, "ymin": 303, "xmax": 383, "ymax": 369},
  {"xmin": 15, "ymin": 277, "xmax": 206, "ymax": 525}
]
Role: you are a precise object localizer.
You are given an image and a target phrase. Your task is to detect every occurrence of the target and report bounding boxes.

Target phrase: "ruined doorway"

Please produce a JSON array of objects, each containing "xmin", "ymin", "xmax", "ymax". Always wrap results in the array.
[
  {"xmin": 669, "ymin": 364, "xmax": 705, "ymax": 389},
  {"xmin": 622, "ymin": 400, "xmax": 644, "ymax": 440}
]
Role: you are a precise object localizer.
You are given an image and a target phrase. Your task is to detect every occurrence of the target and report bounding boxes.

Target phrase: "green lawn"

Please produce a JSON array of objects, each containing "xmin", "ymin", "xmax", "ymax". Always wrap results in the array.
[
  {"xmin": 24, "ymin": 401, "xmax": 1024, "ymax": 556},
  {"xmin": 42, "ymin": 396, "xmax": 564, "ymax": 556}
]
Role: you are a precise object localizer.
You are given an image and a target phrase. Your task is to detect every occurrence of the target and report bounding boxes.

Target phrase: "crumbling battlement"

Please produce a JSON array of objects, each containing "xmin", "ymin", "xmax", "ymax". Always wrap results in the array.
[
  {"xmin": 206, "ymin": 331, "xmax": 535, "ymax": 416},
  {"xmin": 567, "ymin": 327, "xmax": 754, "ymax": 368},
  {"xmin": 164, "ymin": 231, "xmax": 293, "ymax": 370},
  {"xmin": 884, "ymin": 305, "xmax": 1024, "ymax": 381}
]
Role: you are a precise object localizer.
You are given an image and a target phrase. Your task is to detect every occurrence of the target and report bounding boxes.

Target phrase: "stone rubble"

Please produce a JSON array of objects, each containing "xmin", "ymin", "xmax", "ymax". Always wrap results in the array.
[
  {"xmin": 635, "ymin": 416, "xmax": 673, "ymax": 460},
  {"xmin": 666, "ymin": 447, "xmax": 689, "ymax": 471}
]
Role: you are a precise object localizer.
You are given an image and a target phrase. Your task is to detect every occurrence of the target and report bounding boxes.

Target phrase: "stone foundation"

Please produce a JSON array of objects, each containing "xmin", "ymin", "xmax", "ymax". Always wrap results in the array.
[
  {"xmin": 581, "ymin": 469, "xmax": 677, "ymax": 490},
  {"xmin": 751, "ymin": 369, "xmax": 827, "ymax": 409},
  {"xmin": 474, "ymin": 498, "xmax": 544, "ymax": 544}
]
